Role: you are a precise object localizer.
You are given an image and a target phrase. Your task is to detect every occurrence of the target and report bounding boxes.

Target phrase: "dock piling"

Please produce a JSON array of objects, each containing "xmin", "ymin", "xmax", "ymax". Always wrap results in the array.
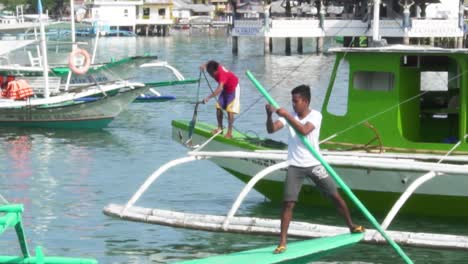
[
  {"xmin": 285, "ymin": 37, "xmax": 291, "ymax": 55},
  {"xmin": 232, "ymin": 36, "xmax": 238, "ymax": 55},
  {"xmin": 297, "ymin": 37, "xmax": 303, "ymax": 54},
  {"xmin": 317, "ymin": 37, "xmax": 324, "ymax": 54}
]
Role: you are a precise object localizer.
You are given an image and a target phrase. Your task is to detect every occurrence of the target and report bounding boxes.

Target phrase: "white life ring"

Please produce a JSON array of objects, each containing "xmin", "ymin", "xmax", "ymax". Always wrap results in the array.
[{"xmin": 68, "ymin": 48, "xmax": 91, "ymax": 75}]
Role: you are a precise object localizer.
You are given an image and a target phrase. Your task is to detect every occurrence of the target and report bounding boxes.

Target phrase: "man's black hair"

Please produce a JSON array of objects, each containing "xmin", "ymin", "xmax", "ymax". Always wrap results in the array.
[
  {"xmin": 206, "ymin": 60, "xmax": 219, "ymax": 75},
  {"xmin": 291, "ymin": 84, "xmax": 311, "ymax": 103}
]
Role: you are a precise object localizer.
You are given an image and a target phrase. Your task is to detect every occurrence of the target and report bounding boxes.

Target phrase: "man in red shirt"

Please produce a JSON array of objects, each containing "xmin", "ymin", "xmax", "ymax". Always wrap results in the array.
[{"xmin": 202, "ymin": 60, "xmax": 240, "ymax": 139}]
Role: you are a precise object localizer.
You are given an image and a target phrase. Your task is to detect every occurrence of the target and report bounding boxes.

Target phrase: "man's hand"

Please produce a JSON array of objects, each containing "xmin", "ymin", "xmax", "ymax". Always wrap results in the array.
[
  {"xmin": 276, "ymin": 108, "xmax": 289, "ymax": 118},
  {"xmin": 265, "ymin": 104, "xmax": 276, "ymax": 116},
  {"xmin": 200, "ymin": 63, "xmax": 206, "ymax": 71}
]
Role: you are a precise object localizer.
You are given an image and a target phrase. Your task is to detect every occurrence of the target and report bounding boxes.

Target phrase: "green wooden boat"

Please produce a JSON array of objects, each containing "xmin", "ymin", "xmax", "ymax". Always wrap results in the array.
[{"xmin": 171, "ymin": 46, "xmax": 468, "ymax": 219}]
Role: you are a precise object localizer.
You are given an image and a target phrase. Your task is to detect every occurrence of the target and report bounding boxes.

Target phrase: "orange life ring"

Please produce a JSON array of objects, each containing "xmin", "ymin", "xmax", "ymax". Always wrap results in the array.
[{"xmin": 68, "ymin": 48, "xmax": 91, "ymax": 75}]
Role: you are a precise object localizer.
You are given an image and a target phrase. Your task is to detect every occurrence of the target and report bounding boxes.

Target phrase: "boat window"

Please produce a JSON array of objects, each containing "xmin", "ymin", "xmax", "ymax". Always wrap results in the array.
[
  {"xmin": 419, "ymin": 70, "xmax": 460, "ymax": 143},
  {"xmin": 326, "ymin": 58, "xmax": 349, "ymax": 116},
  {"xmin": 124, "ymin": 9, "xmax": 129, "ymax": 18},
  {"xmin": 421, "ymin": 72, "xmax": 448, "ymax": 92},
  {"xmin": 143, "ymin": 8, "xmax": 150, "ymax": 19},
  {"xmin": 353, "ymin": 71, "xmax": 394, "ymax": 91}
]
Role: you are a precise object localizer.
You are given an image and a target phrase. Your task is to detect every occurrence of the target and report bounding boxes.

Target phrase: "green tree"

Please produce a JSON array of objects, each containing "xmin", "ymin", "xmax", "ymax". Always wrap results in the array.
[
  {"xmin": 3, "ymin": 0, "xmax": 29, "ymax": 12},
  {"xmin": 3, "ymin": 0, "xmax": 66, "ymax": 17}
]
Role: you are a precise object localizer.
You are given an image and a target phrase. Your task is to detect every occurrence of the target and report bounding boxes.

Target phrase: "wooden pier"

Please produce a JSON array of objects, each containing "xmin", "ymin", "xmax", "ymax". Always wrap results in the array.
[{"xmin": 231, "ymin": 1, "xmax": 465, "ymax": 54}]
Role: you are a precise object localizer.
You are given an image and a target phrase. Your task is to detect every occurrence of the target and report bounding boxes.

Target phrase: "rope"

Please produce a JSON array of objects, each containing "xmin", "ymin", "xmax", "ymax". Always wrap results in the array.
[{"xmin": 0, "ymin": 194, "xmax": 8, "ymax": 205}]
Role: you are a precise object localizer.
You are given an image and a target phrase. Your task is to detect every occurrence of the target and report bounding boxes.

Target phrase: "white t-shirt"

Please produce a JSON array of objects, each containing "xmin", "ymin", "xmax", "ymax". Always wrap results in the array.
[{"xmin": 279, "ymin": 109, "xmax": 322, "ymax": 167}]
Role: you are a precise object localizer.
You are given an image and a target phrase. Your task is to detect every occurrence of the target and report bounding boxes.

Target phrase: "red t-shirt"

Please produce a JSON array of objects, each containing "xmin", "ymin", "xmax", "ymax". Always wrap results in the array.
[{"xmin": 214, "ymin": 65, "xmax": 238, "ymax": 93}]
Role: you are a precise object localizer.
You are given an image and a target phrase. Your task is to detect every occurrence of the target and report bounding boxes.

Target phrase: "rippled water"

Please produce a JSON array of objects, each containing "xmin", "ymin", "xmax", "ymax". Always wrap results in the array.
[{"xmin": 1, "ymin": 31, "xmax": 467, "ymax": 263}]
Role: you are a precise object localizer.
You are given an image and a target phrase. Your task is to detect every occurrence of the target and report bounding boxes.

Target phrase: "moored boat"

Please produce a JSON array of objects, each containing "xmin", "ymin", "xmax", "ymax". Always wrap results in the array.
[{"xmin": 171, "ymin": 45, "xmax": 468, "ymax": 219}]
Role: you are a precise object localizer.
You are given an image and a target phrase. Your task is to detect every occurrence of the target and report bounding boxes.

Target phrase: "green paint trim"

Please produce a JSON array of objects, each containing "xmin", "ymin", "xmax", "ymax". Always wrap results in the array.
[
  {"xmin": 0, "ymin": 118, "xmax": 113, "ymax": 129},
  {"xmin": 0, "ymin": 255, "xmax": 98, "ymax": 264},
  {"xmin": 172, "ymin": 120, "xmax": 287, "ymax": 151},
  {"xmin": 322, "ymin": 53, "xmax": 343, "ymax": 111},
  {"xmin": 145, "ymin": 79, "xmax": 199, "ymax": 88}
]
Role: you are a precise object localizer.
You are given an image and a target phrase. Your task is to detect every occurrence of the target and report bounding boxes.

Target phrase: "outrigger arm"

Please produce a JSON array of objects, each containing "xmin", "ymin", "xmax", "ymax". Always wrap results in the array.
[
  {"xmin": 222, "ymin": 161, "xmax": 288, "ymax": 230},
  {"xmin": 122, "ymin": 156, "xmax": 203, "ymax": 213}
]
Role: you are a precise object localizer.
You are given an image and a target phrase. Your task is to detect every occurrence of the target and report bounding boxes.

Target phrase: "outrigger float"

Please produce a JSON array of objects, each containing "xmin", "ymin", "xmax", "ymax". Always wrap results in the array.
[{"xmin": 0, "ymin": 203, "xmax": 97, "ymax": 264}]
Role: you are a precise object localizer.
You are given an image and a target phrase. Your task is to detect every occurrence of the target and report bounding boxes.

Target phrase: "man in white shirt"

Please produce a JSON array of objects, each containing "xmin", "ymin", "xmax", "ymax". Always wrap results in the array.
[{"xmin": 265, "ymin": 84, "xmax": 364, "ymax": 254}]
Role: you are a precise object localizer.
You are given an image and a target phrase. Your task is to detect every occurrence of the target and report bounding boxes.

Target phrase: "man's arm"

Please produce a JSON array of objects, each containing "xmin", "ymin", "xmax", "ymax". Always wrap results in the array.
[
  {"xmin": 266, "ymin": 104, "xmax": 284, "ymax": 133},
  {"xmin": 276, "ymin": 108, "xmax": 315, "ymax": 135},
  {"xmin": 204, "ymin": 83, "xmax": 224, "ymax": 103},
  {"xmin": 200, "ymin": 62, "xmax": 207, "ymax": 71}
]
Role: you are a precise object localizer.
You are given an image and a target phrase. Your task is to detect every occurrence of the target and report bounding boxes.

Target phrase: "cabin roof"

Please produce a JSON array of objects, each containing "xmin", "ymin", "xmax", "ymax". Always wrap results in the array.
[{"xmin": 329, "ymin": 45, "xmax": 468, "ymax": 55}]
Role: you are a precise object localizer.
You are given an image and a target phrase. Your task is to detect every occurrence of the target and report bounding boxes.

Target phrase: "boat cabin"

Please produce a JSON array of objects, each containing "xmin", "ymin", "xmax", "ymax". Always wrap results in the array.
[{"xmin": 321, "ymin": 46, "xmax": 468, "ymax": 154}]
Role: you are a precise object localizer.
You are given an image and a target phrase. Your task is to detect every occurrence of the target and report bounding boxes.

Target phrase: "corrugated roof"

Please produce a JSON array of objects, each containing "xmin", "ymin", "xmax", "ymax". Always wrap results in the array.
[
  {"xmin": 144, "ymin": 0, "xmax": 172, "ymax": 4},
  {"xmin": 172, "ymin": 0, "xmax": 214, "ymax": 12}
]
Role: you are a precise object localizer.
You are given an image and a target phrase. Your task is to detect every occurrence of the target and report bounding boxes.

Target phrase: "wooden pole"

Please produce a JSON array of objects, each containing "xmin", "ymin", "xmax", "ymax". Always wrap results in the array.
[
  {"xmin": 232, "ymin": 36, "xmax": 238, "ymax": 54},
  {"xmin": 297, "ymin": 37, "xmax": 303, "ymax": 54},
  {"xmin": 264, "ymin": 37, "xmax": 270, "ymax": 54},
  {"xmin": 317, "ymin": 37, "xmax": 324, "ymax": 54},
  {"xmin": 269, "ymin": 37, "xmax": 273, "ymax": 53},
  {"xmin": 285, "ymin": 37, "xmax": 291, "ymax": 55}
]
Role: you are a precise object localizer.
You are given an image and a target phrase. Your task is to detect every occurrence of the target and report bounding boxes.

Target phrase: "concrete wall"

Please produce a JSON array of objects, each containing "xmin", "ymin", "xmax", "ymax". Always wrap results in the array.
[{"xmin": 137, "ymin": 5, "xmax": 171, "ymax": 20}]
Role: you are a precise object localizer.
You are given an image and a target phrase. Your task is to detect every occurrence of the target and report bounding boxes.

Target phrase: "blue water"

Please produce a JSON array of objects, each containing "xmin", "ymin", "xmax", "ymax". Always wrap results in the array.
[{"xmin": 1, "ymin": 31, "xmax": 467, "ymax": 263}]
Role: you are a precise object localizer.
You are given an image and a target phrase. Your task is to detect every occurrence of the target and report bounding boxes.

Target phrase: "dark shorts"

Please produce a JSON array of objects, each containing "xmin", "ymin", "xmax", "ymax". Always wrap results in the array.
[
  {"xmin": 284, "ymin": 165, "xmax": 338, "ymax": 202},
  {"xmin": 216, "ymin": 91, "xmax": 235, "ymax": 110}
]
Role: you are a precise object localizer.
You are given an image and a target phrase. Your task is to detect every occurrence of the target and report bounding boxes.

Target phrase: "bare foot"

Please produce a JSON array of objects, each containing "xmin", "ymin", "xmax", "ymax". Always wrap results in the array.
[
  {"xmin": 211, "ymin": 128, "xmax": 223, "ymax": 135},
  {"xmin": 224, "ymin": 132, "xmax": 232, "ymax": 139},
  {"xmin": 350, "ymin": 225, "xmax": 365, "ymax": 233}
]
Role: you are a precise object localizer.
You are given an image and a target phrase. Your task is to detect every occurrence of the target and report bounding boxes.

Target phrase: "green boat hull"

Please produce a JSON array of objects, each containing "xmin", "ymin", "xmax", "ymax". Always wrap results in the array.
[{"xmin": 0, "ymin": 118, "xmax": 113, "ymax": 129}]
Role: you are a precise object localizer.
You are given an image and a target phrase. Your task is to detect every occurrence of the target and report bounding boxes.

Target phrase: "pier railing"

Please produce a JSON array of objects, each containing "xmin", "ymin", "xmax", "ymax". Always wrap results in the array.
[{"xmin": 232, "ymin": 18, "xmax": 463, "ymax": 38}]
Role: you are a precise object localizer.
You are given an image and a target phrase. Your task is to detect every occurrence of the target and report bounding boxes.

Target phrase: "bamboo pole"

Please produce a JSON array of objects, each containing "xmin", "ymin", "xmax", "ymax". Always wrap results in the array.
[{"xmin": 246, "ymin": 70, "xmax": 413, "ymax": 264}]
